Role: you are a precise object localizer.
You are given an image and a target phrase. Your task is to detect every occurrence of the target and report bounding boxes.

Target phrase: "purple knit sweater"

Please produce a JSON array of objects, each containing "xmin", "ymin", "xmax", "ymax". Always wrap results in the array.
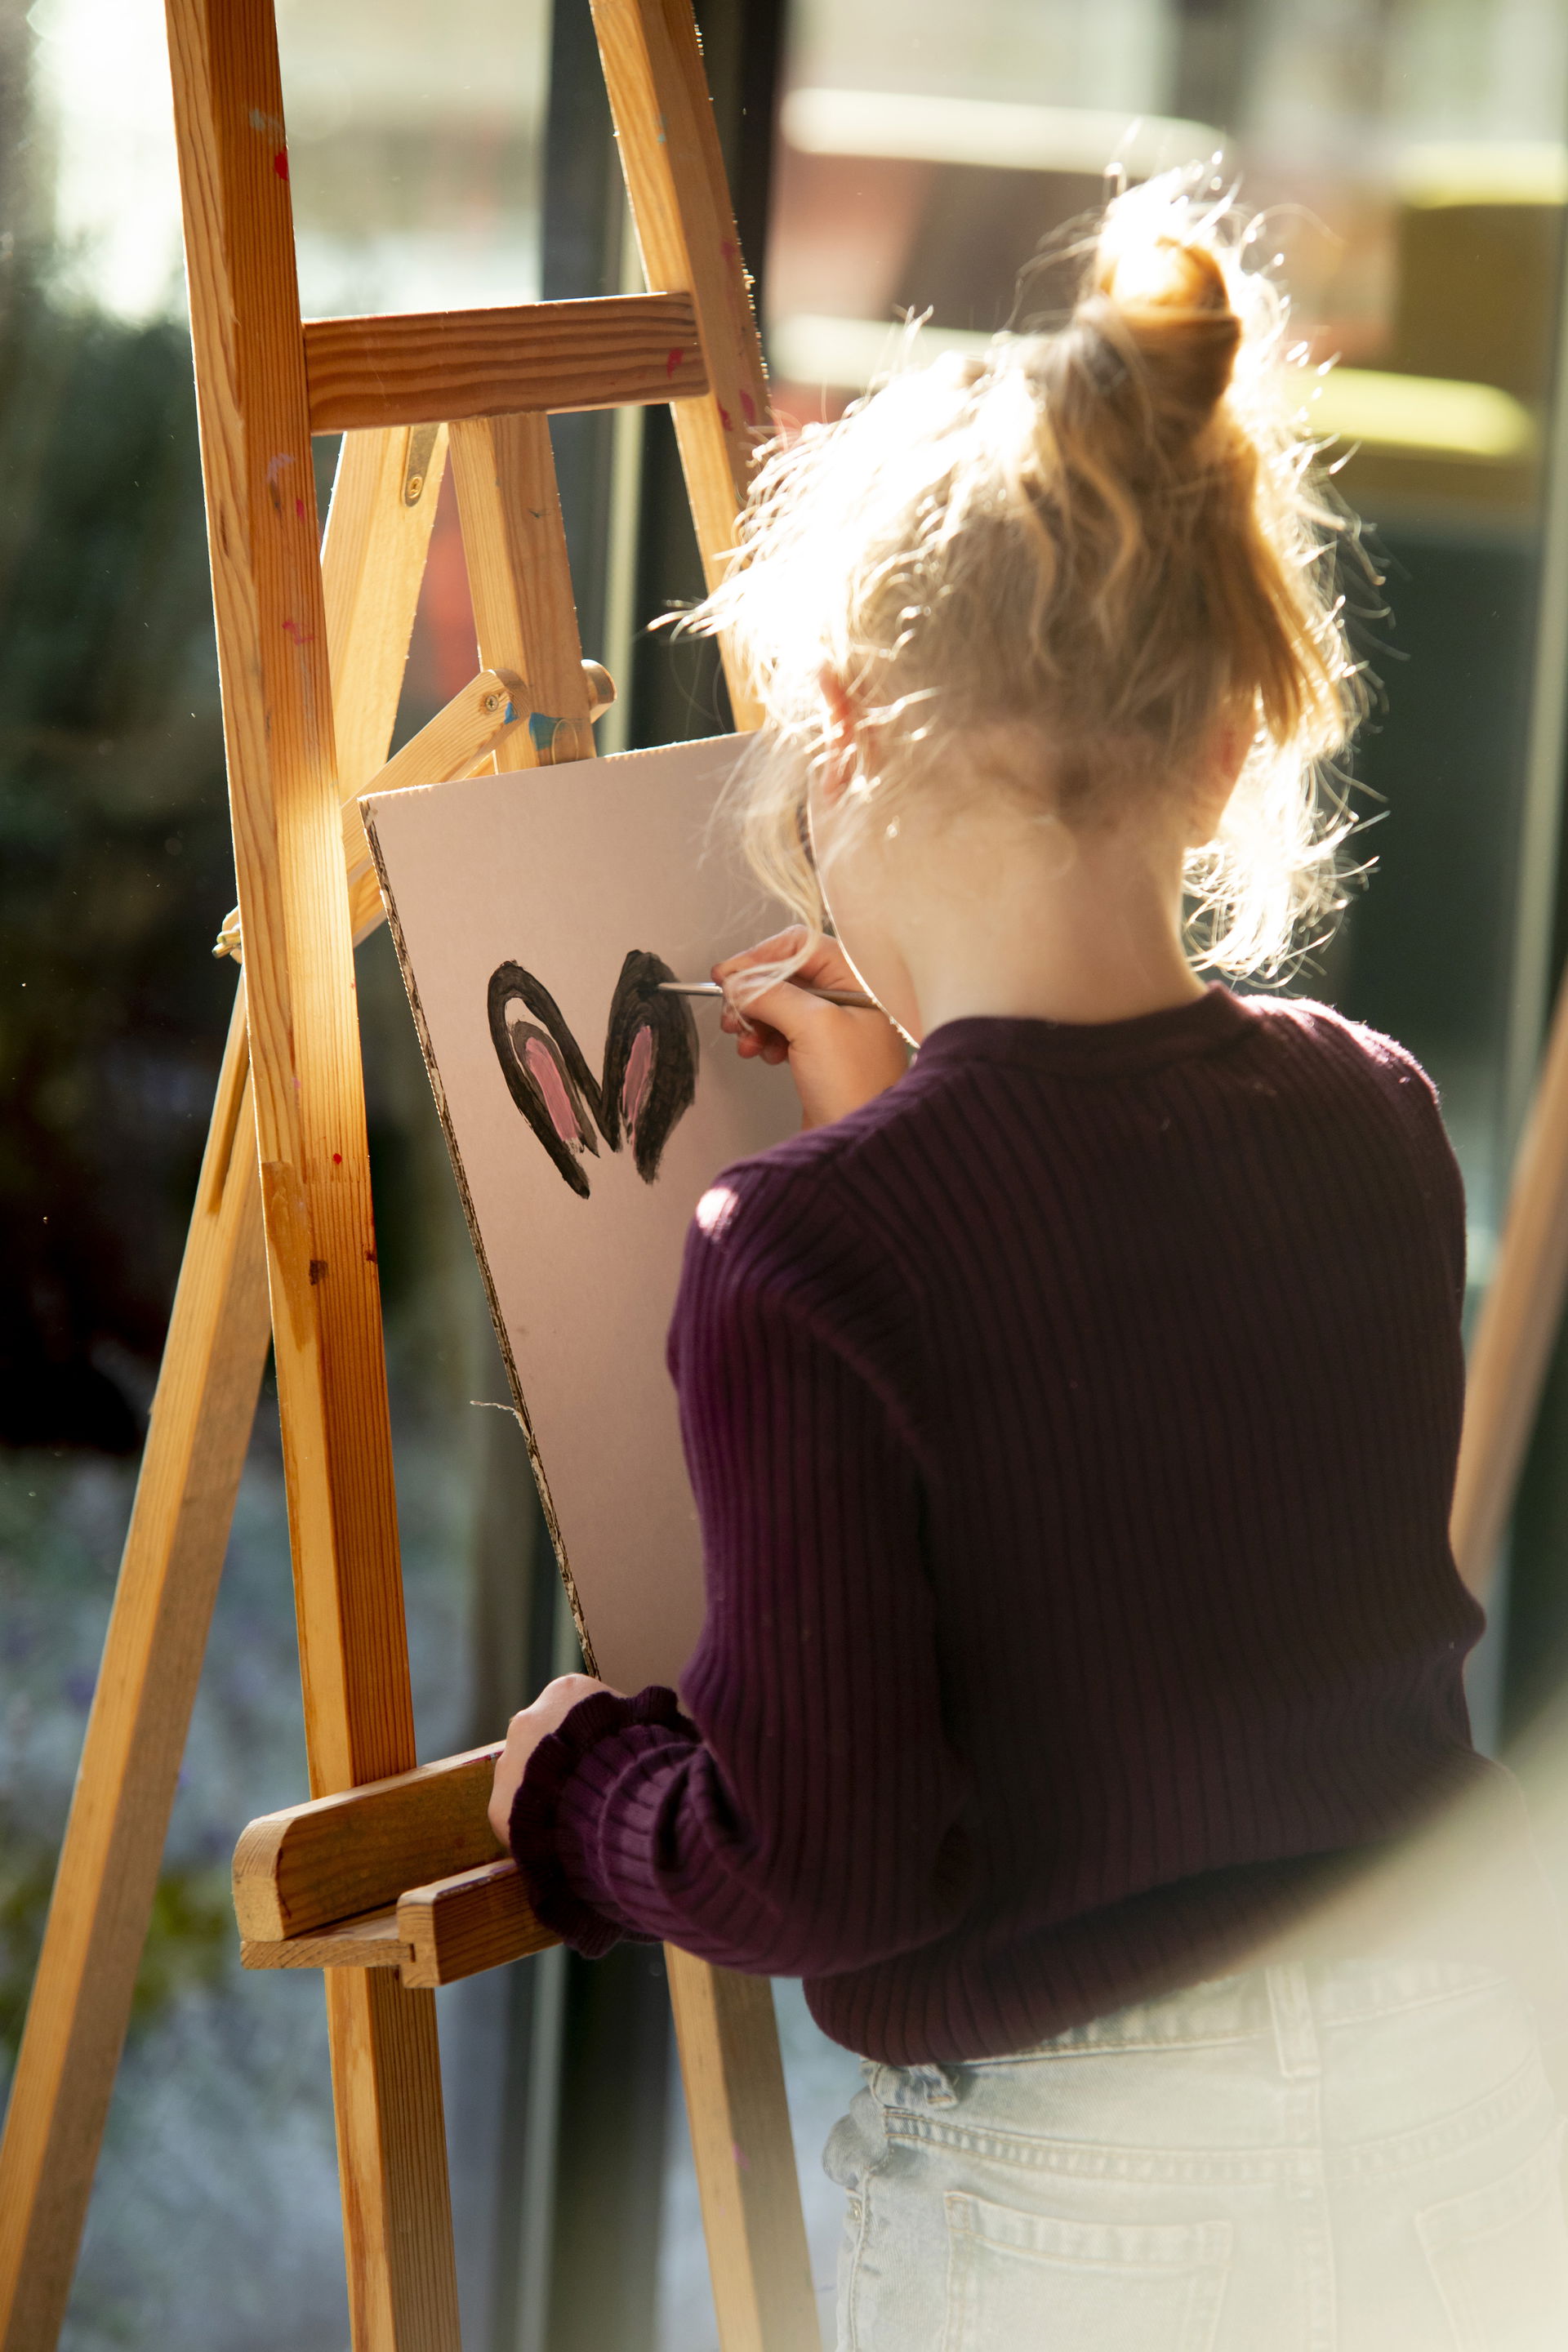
[{"xmin": 510, "ymin": 986, "xmax": 1508, "ymax": 2062}]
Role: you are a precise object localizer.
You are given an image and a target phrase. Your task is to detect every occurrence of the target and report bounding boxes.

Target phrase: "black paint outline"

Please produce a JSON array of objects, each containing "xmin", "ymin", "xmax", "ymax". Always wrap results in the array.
[{"xmin": 488, "ymin": 950, "xmax": 699, "ymax": 1197}]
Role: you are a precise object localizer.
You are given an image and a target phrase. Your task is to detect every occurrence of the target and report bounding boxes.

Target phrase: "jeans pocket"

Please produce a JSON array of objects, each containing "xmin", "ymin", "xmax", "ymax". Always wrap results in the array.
[
  {"xmin": 942, "ymin": 2189, "xmax": 1232, "ymax": 2352},
  {"xmin": 1418, "ymin": 2125, "xmax": 1568, "ymax": 2351}
]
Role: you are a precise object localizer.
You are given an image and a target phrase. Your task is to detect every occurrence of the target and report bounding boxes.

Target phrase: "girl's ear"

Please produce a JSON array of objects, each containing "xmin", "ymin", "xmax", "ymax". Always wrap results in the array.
[
  {"xmin": 1187, "ymin": 706, "xmax": 1251, "ymax": 844},
  {"xmin": 817, "ymin": 667, "xmax": 859, "ymax": 803}
]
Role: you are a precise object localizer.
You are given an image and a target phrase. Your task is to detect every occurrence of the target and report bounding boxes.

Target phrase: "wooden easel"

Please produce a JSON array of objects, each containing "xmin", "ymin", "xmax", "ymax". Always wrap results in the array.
[{"xmin": 0, "ymin": 3, "xmax": 817, "ymax": 2347}]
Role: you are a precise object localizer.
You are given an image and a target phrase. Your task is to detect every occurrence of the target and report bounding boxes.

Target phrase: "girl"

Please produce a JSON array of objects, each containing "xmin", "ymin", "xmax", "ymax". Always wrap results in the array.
[{"xmin": 489, "ymin": 173, "xmax": 1567, "ymax": 2348}]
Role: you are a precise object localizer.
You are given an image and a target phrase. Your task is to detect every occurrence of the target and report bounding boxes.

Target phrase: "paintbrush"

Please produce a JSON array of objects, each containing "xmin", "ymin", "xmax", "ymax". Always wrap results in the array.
[{"xmin": 658, "ymin": 978, "xmax": 878, "ymax": 1012}]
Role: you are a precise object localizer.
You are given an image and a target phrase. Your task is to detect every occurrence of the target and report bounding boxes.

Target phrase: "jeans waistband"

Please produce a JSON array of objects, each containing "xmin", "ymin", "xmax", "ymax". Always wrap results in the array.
[{"xmin": 970, "ymin": 1958, "xmax": 1514, "ymax": 2070}]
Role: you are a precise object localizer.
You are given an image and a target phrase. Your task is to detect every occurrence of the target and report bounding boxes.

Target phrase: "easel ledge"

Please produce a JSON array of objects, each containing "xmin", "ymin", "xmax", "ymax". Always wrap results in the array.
[{"xmin": 233, "ymin": 1745, "xmax": 555, "ymax": 1987}]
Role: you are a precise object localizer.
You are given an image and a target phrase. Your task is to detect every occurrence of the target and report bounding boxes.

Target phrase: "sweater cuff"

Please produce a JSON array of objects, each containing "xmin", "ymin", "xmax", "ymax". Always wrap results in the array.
[{"xmin": 508, "ymin": 1683, "xmax": 696, "ymax": 1958}]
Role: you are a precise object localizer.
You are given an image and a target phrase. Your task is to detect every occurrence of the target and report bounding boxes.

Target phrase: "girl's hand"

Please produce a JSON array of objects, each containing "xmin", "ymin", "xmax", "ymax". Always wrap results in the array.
[
  {"xmin": 488, "ymin": 1673, "xmax": 615, "ymax": 1847},
  {"xmin": 714, "ymin": 929, "xmax": 907, "ymax": 1129}
]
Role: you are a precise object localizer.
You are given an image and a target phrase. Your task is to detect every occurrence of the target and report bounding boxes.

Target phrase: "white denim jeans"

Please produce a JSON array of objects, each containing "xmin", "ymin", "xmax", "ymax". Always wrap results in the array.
[{"xmin": 822, "ymin": 1961, "xmax": 1568, "ymax": 2351}]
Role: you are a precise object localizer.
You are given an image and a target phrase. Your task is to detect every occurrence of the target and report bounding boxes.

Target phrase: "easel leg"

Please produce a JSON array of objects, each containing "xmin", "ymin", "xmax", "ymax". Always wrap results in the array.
[
  {"xmin": 666, "ymin": 1950, "xmax": 818, "ymax": 2352},
  {"xmin": 1453, "ymin": 962, "xmax": 1568, "ymax": 1596},
  {"xmin": 0, "ymin": 414, "xmax": 452, "ymax": 2352},
  {"xmin": 327, "ymin": 1974, "xmax": 458, "ymax": 2350},
  {"xmin": 0, "ymin": 990, "xmax": 271, "ymax": 2352}
]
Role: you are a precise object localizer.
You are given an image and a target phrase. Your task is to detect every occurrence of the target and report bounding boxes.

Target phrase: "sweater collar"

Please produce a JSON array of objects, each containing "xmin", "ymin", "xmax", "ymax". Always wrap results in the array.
[{"xmin": 914, "ymin": 982, "xmax": 1257, "ymax": 1077}]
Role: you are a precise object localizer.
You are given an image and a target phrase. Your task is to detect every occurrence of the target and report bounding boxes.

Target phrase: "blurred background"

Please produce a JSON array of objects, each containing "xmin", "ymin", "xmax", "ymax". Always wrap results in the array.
[{"xmin": 2, "ymin": 0, "xmax": 1567, "ymax": 2345}]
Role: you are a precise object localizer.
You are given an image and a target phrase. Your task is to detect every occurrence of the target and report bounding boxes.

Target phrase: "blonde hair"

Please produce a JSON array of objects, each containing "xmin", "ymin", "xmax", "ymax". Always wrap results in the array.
[{"xmin": 688, "ymin": 169, "xmax": 1370, "ymax": 977}]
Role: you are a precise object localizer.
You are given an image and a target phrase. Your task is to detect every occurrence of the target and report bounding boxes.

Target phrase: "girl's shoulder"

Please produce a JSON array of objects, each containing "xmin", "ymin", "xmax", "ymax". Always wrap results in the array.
[
  {"xmin": 1239, "ymin": 993, "xmax": 1446, "ymax": 1123},
  {"xmin": 1239, "ymin": 998, "xmax": 1463, "ymax": 1276},
  {"xmin": 676, "ymin": 1084, "xmax": 934, "ymax": 1333},
  {"xmin": 1242, "ymin": 989, "xmax": 1428, "ymax": 1068},
  {"xmin": 686, "ymin": 1092, "xmax": 911, "ymax": 1274},
  {"xmin": 671, "ymin": 1105, "xmax": 930, "ymax": 1419}
]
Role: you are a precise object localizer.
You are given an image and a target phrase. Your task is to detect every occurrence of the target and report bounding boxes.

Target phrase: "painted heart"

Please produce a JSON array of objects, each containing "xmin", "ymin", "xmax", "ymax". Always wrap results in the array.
[{"xmin": 487, "ymin": 950, "xmax": 699, "ymax": 1199}]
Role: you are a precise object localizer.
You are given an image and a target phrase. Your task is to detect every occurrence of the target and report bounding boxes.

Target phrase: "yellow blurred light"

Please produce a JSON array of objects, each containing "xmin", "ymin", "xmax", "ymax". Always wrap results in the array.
[
  {"xmin": 1396, "ymin": 142, "xmax": 1568, "ymax": 208},
  {"xmin": 1315, "ymin": 369, "xmax": 1538, "ymax": 462},
  {"xmin": 769, "ymin": 314, "xmax": 1539, "ymax": 467}
]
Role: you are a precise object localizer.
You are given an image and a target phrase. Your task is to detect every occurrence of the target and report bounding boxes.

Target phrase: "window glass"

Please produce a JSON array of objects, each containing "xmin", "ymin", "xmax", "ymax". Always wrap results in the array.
[{"xmin": 278, "ymin": 0, "xmax": 547, "ymax": 315}]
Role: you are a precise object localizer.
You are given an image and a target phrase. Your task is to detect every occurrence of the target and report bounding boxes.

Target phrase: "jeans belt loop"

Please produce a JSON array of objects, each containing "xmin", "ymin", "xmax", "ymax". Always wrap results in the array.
[{"xmin": 1266, "ymin": 1961, "xmax": 1322, "ymax": 2079}]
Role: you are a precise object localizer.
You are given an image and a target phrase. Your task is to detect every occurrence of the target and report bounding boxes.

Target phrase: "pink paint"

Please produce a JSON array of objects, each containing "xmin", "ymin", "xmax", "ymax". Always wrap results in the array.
[
  {"xmin": 525, "ymin": 1037, "xmax": 582, "ymax": 1147},
  {"xmin": 666, "ymin": 346, "xmax": 682, "ymax": 379},
  {"xmin": 739, "ymin": 390, "xmax": 756, "ymax": 424},
  {"xmin": 332, "ymin": 1152, "xmax": 342, "ymax": 1165},
  {"xmin": 621, "ymin": 1025, "xmax": 653, "ymax": 1141},
  {"xmin": 295, "ymin": 497, "xmax": 307, "ymax": 520},
  {"xmin": 718, "ymin": 403, "xmax": 733, "ymax": 431},
  {"xmin": 282, "ymin": 617, "xmax": 314, "ymax": 645},
  {"xmin": 273, "ymin": 150, "xmax": 289, "ymax": 181}
]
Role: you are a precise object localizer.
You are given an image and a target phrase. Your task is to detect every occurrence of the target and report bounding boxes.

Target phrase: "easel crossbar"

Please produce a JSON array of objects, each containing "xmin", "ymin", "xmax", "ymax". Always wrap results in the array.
[{"xmin": 303, "ymin": 291, "xmax": 708, "ymax": 431}]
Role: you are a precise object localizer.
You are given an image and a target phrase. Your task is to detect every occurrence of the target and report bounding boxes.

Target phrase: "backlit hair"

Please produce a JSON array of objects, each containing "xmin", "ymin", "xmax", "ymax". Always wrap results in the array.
[{"xmin": 688, "ymin": 168, "xmax": 1370, "ymax": 977}]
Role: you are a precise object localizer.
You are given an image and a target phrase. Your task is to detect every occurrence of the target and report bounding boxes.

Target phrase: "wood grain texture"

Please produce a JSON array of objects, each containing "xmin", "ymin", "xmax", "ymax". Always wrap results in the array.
[
  {"xmin": 345, "ymin": 655, "xmax": 617, "ymax": 886},
  {"xmin": 1453, "ymin": 969, "xmax": 1568, "ymax": 1596},
  {"xmin": 167, "ymin": 0, "xmax": 413, "ymax": 1795},
  {"xmin": 217, "ymin": 677, "xmax": 519, "ymax": 962},
  {"xmin": 305, "ymin": 293, "xmax": 706, "ymax": 431},
  {"xmin": 398, "ymin": 1860, "xmax": 555, "ymax": 1989},
  {"xmin": 0, "ymin": 993, "xmax": 270, "ymax": 2352},
  {"xmin": 234, "ymin": 1744, "xmax": 505, "ymax": 1939},
  {"xmin": 337, "ymin": 670, "xmax": 521, "ymax": 920},
  {"xmin": 165, "ymin": 7, "xmax": 458, "ymax": 2347},
  {"xmin": 239, "ymin": 1865, "xmax": 553, "ymax": 1989},
  {"xmin": 326, "ymin": 1972, "xmax": 458, "ymax": 2352},
  {"xmin": 665, "ymin": 1949, "xmax": 818, "ymax": 2352},
  {"xmin": 323, "ymin": 425, "xmax": 450, "ymax": 795},
  {"xmin": 243, "ymin": 1909, "xmax": 405, "ymax": 1971},
  {"xmin": 591, "ymin": 0, "xmax": 769, "ymax": 726},
  {"xmin": 215, "ymin": 661, "xmax": 617, "ymax": 961},
  {"xmin": 449, "ymin": 410, "xmax": 598, "ymax": 769}
]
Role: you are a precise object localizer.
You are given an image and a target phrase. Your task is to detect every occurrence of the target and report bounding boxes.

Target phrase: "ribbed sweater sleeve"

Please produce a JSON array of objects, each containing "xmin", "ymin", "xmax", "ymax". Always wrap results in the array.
[{"xmin": 509, "ymin": 1157, "xmax": 973, "ymax": 1973}]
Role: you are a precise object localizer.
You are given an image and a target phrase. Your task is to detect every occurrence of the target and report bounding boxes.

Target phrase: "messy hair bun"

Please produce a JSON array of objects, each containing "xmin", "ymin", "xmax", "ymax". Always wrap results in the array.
[
  {"xmin": 692, "ymin": 168, "xmax": 1367, "ymax": 977},
  {"xmin": 1077, "ymin": 234, "xmax": 1241, "ymax": 444}
]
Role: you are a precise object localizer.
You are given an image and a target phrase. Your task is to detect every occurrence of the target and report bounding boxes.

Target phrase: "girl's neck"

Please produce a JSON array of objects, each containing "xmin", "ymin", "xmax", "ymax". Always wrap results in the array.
[
  {"xmin": 911, "ymin": 901, "xmax": 1205, "ymax": 1036},
  {"xmin": 840, "ymin": 797, "xmax": 1205, "ymax": 1045}
]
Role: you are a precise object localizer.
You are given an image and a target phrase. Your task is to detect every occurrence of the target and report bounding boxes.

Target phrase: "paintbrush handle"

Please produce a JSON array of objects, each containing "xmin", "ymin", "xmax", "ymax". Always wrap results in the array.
[{"xmin": 658, "ymin": 978, "xmax": 879, "ymax": 1012}]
